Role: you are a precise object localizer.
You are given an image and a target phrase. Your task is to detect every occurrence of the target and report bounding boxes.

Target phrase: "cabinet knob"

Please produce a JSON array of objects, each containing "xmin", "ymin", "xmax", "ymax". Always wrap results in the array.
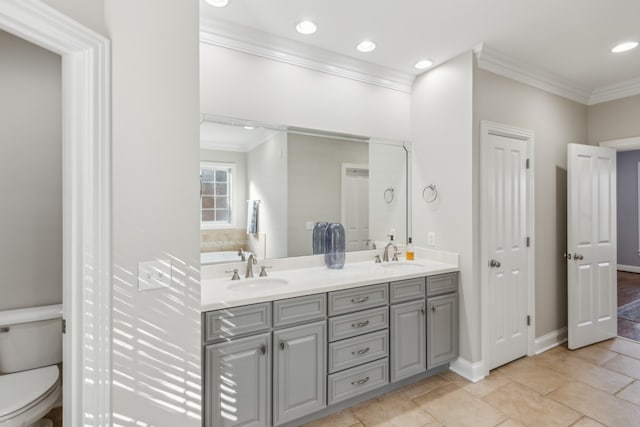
[
  {"xmin": 260, "ymin": 344, "xmax": 266, "ymax": 355},
  {"xmin": 420, "ymin": 306, "xmax": 425, "ymax": 315},
  {"xmin": 431, "ymin": 305, "xmax": 436, "ymax": 312},
  {"xmin": 279, "ymin": 340, "xmax": 286, "ymax": 350}
]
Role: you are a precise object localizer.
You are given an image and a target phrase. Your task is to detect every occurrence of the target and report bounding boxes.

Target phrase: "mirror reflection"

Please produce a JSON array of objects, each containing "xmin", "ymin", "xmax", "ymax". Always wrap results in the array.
[{"xmin": 200, "ymin": 115, "xmax": 410, "ymax": 264}]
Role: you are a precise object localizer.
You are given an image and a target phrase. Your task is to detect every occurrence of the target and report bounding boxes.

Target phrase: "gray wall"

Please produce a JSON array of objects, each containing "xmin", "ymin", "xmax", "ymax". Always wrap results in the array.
[
  {"xmin": 588, "ymin": 94, "xmax": 640, "ymax": 145},
  {"xmin": 0, "ymin": 30, "xmax": 61, "ymax": 311},
  {"xmin": 474, "ymin": 68, "xmax": 588, "ymax": 338},
  {"xmin": 287, "ymin": 134, "xmax": 368, "ymax": 257},
  {"xmin": 617, "ymin": 150, "xmax": 640, "ymax": 267}
]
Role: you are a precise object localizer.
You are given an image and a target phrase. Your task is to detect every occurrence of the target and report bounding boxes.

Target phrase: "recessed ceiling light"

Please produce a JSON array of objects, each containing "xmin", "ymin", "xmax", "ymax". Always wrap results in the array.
[
  {"xmin": 205, "ymin": 0, "xmax": 229, "ymax": 7},
  {"xmin": 414, "ymin": 59, "xmax": 434, "ymax": 70},
  {"xmin": 611, "ymin": 41, "xmax": 638, "ymax": 53},
  {"xmin": 357, "ymin": 40, "xmax": 376, "ymax": 53},
  {"xmin": 296, "ymin": 20, "xmax": 317, "ymax": 35},
  {"xmin": 243, "ymin": 125, "xmax": 255, "ymax": 130}
]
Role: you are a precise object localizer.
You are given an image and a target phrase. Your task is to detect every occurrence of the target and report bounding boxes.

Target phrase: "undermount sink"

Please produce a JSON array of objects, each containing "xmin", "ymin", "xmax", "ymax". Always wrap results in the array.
[
  {"xmin": 227, "ymin": 277, "xmax": 289, "ymax": 290},
  {"xmin": 378, "ymin": 261, "xmax": 425, "ymax": 269}
]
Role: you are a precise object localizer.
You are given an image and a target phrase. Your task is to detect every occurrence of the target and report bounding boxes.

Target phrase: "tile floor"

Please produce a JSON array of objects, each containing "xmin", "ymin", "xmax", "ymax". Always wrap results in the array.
[
  {"xmin": 617, "ymin": 271, "xmax": 640, "ymax": 342},
  {"xmin": 304, "ymin": 337, "xmax": 640, "ymax": 427}
]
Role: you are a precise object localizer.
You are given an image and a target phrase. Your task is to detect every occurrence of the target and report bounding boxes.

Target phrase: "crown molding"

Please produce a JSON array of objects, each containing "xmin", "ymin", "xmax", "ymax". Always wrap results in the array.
[
  {"xmin": 200, "ymin": 16, "xmax": 415, "ymax": 94},
  {"xmin": 475, "ymin": 44, "xmax": 591, "ymax": 105},
  {"xmin": 589, "ymin": 76, "xmax": 640, "ymax": 105}
]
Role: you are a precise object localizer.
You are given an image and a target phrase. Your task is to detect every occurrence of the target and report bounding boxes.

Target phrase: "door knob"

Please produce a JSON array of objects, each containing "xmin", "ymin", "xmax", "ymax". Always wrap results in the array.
[
  {"xmin": 573, "ymin": 253, "xmax": 584, "ymax": 261},
  {"xmin": 489, "ymin": 259, "xmax": 501, "ymax": 268}
]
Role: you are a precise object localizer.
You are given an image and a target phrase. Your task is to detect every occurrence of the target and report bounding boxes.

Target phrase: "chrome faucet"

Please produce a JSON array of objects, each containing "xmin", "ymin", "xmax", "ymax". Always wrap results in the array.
[
  {"xmin": 237, "ymin": 248, "xmax": 246, "ymax": 262},
  {"xmin": 245, "ymin": 253, "xmax": 257, "ymax": 278},
  {"xmin": 382, "ymin": 237, "xmax": 398, "ymax": 262}
]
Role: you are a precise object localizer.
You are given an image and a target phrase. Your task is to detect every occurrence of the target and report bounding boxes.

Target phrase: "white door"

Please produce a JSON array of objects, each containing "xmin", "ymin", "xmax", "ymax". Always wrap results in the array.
[
  {"xmin": 567, "ymin": 143, "xmax": 617, "ymax": 349},
  {"xmin": 485, "ymin": 132, "xmax": 530, "ymax": 370},
  {"xmin": 342, "ymin": 165, "xmax": 369, "ymax": 251}
]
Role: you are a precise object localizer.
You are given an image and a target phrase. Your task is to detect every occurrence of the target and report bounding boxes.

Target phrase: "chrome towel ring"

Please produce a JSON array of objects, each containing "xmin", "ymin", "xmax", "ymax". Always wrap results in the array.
[{"xmin": 423, "ymin": 184, "xmax": 438, "ymax": 203}]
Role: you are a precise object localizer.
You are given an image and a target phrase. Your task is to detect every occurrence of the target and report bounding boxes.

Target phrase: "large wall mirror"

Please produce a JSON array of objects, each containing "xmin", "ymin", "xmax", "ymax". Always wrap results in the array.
[{"xmin": 200, "ymin": 114, "xmax": 411, "ymax": 265}]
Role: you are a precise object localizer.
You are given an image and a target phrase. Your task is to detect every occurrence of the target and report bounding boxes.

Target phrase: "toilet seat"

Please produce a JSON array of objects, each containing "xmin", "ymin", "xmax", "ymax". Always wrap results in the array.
[{"xmin": 0, "ymin": 365, "xmax": 60, "ymax": 425}]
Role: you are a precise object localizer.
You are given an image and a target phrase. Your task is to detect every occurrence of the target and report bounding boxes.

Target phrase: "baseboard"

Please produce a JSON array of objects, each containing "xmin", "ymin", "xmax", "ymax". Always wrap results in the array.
[
  {"xmin": 534, "ymin": 327, "xmax": 567, "ymax": 354},
  {"xmin": 449, "ymin": 357, "xmax": 485, "ymax": 383},
  {"xmin": 618, "ymin": 264, "xmax": 640, "ymax": 274}
]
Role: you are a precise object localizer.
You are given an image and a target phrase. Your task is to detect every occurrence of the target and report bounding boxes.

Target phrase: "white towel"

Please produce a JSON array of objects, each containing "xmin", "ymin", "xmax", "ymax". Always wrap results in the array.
[{"xmin": 247, "ymin": 200, "xmax": 260, "ymax": 234}]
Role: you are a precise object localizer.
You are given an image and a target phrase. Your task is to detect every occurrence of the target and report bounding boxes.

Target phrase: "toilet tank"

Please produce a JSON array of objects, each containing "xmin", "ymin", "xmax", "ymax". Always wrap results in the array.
[{"xmin": 0, "ymin": 304, "xmax": 63, "ymax": 374}]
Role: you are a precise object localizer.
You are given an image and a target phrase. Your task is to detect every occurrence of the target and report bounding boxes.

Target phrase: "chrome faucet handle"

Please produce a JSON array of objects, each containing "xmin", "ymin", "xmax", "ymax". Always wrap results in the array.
[
  {"xmin": 392, "ymin": 251, "xmax": 401, "ymax": 262},
  {"xmin": 259, "ymin": 266, "xmax": 272, "ymax": 277},
  {"xmin": 237, "ymin": 248, "xmax": 246, "ymax": 262},
  {"xmin": 374, "ymin": 254, "xmax": 381, "ymax": 263},
  {"xmin": 367, "ymin": 239, "xmax": 377, "ymax": 250},
  {"xmin": 225, "ymin": 268, "xmax": 240, "ymax": 280}
]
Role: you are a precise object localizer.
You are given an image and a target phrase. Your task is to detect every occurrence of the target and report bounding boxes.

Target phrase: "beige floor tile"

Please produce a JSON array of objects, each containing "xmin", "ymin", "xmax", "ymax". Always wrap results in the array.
[
  {"xmin": 303, "ymin": 409, "xmax": 359, "ymax": 427},
  {"xmin": 415, "ymin": 387, "xmax": 507, "ymax": 427},
  {"xmin": 549, "ymin": 381, "xmax": 640, "ymax": 427},
  {"xmin": 352, "ymin": 389, "xmax": 440, "ymax": 427},
  {"xmin": 598, "ymin": 337, "xmax": 640, "ymax": 360},
  {"xmin": 401, "ymin": 375, "xmax": 452, "ymax": 400},
  {"xmin": 602, "ymin": 354, "xmax": 640, "ymax": 380},
  {"xmin": 462, "ymin": 371, "xmax": 513, "ymax": 397},
  {"xmin": 533, "ymin": 349, "xmax": 632, "ymax": 394},
  {"xmin": 410, "ymin": 382, "xmax": 461, "ymax": 405},
  {"xmin": 497, "ymin": 420, "xmax": 526, "ymax": 427},
  {"xmin": 571, "ymin": 344, "xmax": 618, "ymax": 365},
  {"xmin": 616, "ymin": 380, "xmax": 640, "ymax": 406},
  {"xmin": 571, "ymin": 417, "xmax": 606, "ymax": 426},
  {"xmin": 438, "ymin": 370, "xmax": 472, "ymax": 387},
  {"xmin": 496, "ymin": 357, "xmax": 570, "ymax": 395},
  {"xmin": 483, "ymin": 381, "xmax": 581, "ymax": 427}
]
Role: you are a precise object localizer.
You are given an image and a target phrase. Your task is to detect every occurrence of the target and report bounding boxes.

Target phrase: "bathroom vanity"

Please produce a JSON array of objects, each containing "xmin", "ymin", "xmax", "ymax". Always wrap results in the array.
[{"xmin": 201, "ymin": 254, "xmax": 459, "ymax": 427}]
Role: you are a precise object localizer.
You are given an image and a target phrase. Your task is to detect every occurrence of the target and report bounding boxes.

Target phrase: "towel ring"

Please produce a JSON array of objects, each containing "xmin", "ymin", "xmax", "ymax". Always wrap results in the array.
[
  {"xmin": 423, "ymin": 184, "xmax": 438, "ymax": 203},
  {"xmin": 384, "ymin": 188, "xmax": 394, "ymax": 204}
]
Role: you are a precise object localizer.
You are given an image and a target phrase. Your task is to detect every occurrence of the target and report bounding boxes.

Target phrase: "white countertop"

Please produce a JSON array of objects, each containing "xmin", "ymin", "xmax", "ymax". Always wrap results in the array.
[{"xmin": 201, "ymin": 249, "xmax": 458, "ymax": 311}]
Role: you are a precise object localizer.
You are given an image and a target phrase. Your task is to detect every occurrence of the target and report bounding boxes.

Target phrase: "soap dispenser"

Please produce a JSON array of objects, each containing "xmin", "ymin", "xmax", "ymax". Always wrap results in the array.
[{"xmin": 406, "ymin": 237, "xmax": 415, "ymax": 261}]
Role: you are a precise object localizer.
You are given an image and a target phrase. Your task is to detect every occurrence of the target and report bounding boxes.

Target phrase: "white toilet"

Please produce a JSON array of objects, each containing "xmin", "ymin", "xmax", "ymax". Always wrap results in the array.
[{"xmin": 0, "ymin": 305, "xmax": 63, "ymax": 427}]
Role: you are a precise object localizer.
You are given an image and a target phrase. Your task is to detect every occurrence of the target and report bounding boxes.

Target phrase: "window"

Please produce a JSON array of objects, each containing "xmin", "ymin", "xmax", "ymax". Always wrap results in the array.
[{"xmin": 200, "ymin": 162, "xmax": 233, "ymax": 227}]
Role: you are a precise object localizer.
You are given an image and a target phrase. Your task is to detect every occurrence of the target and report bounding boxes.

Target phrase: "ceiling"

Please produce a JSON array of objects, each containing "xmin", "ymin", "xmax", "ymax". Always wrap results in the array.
[
  {"xmin": 200, "ymin": 120, "xmax": 282, "ymax": 151},
  {"xmin": 200, "ymin": 0, "xmax": 640, "ymax": 100}
]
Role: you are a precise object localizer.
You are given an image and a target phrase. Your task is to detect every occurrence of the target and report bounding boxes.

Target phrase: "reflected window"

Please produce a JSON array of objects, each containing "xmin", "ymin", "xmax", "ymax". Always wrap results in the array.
[{"xmin": 201, "ymin": 162, "xmax": 233, "ymax": 227}]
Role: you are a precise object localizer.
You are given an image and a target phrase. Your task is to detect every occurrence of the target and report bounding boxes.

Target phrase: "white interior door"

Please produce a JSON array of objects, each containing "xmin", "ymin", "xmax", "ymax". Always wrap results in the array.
[
  {"xmin": 567, "ymin": 143, "xmax": 617, "ymax": 349},
  {"xmin": 485, "ymin": 132, "xmax": 530, "ymax": 370},
  {"xmin": 342, "ymin": 165, "xmax": 369, "ymax": 251}
]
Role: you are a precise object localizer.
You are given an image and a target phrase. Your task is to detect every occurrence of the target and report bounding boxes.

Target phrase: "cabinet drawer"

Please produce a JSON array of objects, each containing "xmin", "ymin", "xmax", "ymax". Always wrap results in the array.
[
  {"xmin": 426, "ymin": 273, "xmax": 458, "ymax": 296},
  {"xmin": 328, "ymin": 306, "xmax": 388, "ymax": 342},
  {"xmin": 328, "ymin": 283, "xmax": 389, "ymax": 316},
  {"xmin": 204, "ymin": 302, "xmax": 271, "ymax": 343},
  {"xmin": 328, "ymin": 330, "xmax": 388, "ymax": 373},
  {"xmin": 390, "ymin": 277, "xmax": 425, "ymax": 303},
  {"xmin": 273, "ymin": 294, "xmax": 326, "ymax": 328},
  {"xmin": 327, "ymin": 358, "xmax": 389, "ymax": 405}
]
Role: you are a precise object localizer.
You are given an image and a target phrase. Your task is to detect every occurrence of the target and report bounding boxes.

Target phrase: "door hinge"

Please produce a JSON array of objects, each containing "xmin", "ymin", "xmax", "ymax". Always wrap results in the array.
[
  {"xmin": 526, "ymin": 158, "xmax": 530, "ymax": 169},
  {"xmin": 526, "ymin": 237, "xmax": 530, "ymax": 247},
  {"xmin": 62, "ymin": 318, "xmax": 66, "ymax": 334},
  {"xmin": 527, "ymin": 315, "xmax": 531, "ymax": 326}
]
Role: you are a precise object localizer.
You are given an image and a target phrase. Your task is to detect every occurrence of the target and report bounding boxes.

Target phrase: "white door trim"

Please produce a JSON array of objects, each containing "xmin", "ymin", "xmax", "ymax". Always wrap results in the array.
[
  {"xmin": 0, "ymin": 1, "xmax": 111, "ymax": 425},
  {"xmin": 480, "ymin": 120, "xmax": 535, "ymax": 377},
  {"xmin": 341, "ymin": 162, "xmax": 368, "ymax": 227}
]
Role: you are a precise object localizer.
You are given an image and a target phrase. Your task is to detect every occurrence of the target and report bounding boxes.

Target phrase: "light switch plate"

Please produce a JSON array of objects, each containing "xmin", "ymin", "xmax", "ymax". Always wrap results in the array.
[
  {"xmin": 427, "ymin": 232, "xmax": 436, "ymax": 247},
  {"xmin": 138, "ymin": 259, "xmax": 172, "ymax": 291}
]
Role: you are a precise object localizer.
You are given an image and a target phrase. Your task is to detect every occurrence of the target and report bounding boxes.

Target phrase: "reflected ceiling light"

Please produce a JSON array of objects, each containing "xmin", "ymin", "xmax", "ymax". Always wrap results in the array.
[
  {"xmin": 611, "ymin": 41, "xmax": 638, "ymax": 53},
  {"xmin": 296, "ymin": 20, "xmax": 317, "ymax": 35},
  {"xmin": 205, "ymin": 0, "xmax": 229, "ymax": 7},
  {"xmin": 414, "ymin": 59, "xmax": 434, "ymax": 70},
  {"xmin": 243, "ymin": 125, "xmax": 255, "ymax": 130},
  {"xmin": 357, "ymin": 40, "xmax": 376, "ymax": 53}
]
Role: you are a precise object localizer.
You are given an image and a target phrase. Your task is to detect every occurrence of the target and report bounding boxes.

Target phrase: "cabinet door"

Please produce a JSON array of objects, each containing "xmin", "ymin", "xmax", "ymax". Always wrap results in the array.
[
  {"xmin": 273, "ymin": 321, "xmax": 326, "ymax": 425},
  {"xmin": 427, "ymin": 294, "xmax": 459, "ymax": 369},
  {"xmin": 205, "ymin": 333, "xmax": 271, "ymax": 427},
  {"xmin": 390, "ymin": 300, "xmax": 426, "ymax": 382}
]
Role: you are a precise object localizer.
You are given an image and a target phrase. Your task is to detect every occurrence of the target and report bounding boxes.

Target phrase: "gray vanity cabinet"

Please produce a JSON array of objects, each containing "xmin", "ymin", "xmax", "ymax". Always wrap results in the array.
[
  {"xmin": 273, "ymin": 320, "xmax": 326, "ymax": 425},
  {"xmin": 426, "ymin": 276, "xmax": 459, "ymax": 369},
  {"xmin": 390, "ymin": 299, "xmax": 426, "ymax": 381},
  {"xmin": 205, "ymin": 333, "xmax": 271, "ymax": 427}
]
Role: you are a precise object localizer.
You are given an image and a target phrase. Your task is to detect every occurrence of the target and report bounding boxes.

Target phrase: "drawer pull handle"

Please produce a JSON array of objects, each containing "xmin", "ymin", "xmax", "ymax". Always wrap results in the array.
[
  {"xmin": 351, "ymin": 296, "xmax": 370, "ymax": 304},
  {"xmin": 351, "ymin": 320, "xmax": 370, "ymax": 328},
  {"xmin": 260, "ymin": 344, "xmax": 266, "ymax": 355},
  {"xmin": 352, "ymin": 347, "xmax": 370, "ymax": 356},
  {"xmin": 351, "ymin": 376, "xmax": 370, "ymax": 386}
]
